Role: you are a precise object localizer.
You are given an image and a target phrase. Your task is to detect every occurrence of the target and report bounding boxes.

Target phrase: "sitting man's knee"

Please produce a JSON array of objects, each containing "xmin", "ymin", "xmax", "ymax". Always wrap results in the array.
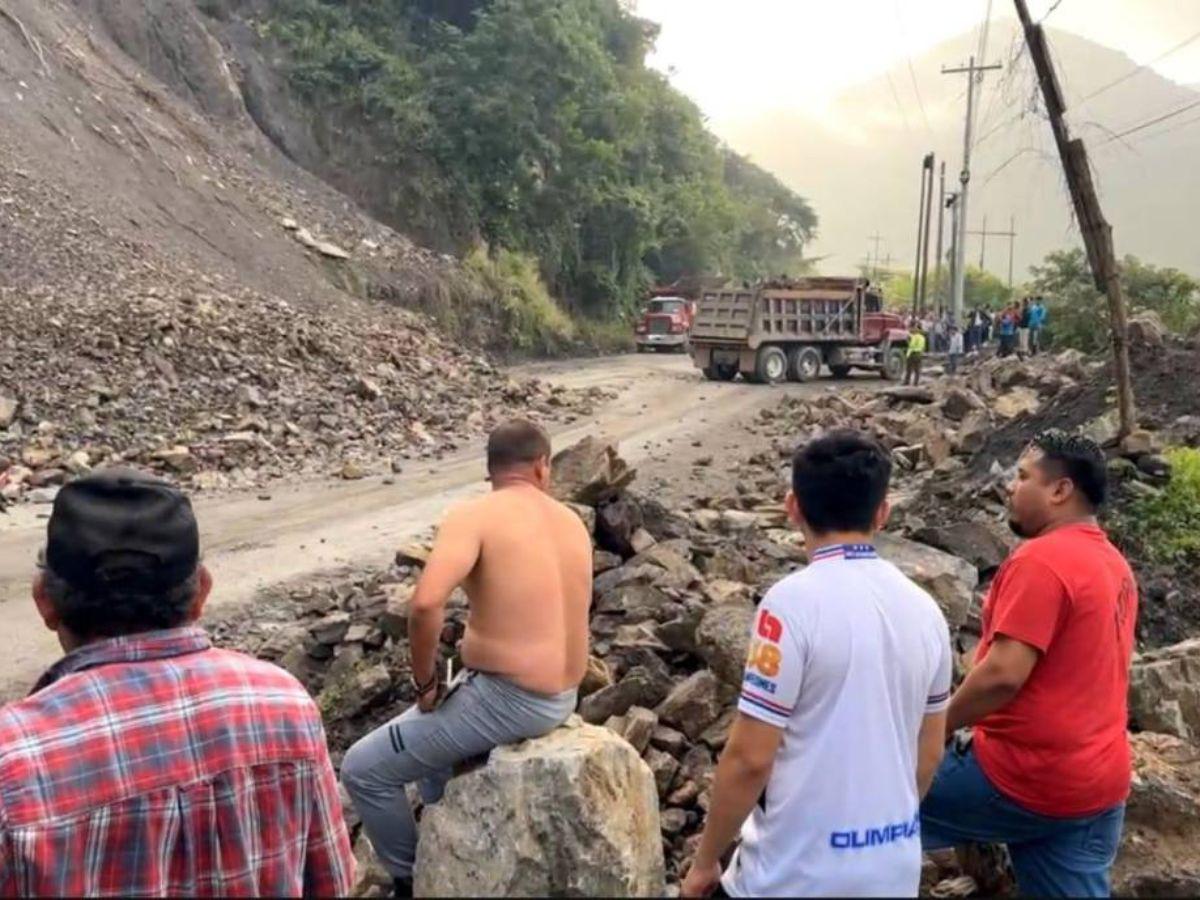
[{"xmin": 340, "ymin": 735, "xmax": 381, "ymax": 795}]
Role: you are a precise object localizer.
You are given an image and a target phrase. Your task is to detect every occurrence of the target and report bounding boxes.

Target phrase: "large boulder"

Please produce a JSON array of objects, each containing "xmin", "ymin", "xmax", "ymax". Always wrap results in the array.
[
  {"xmin": 413, "ymin": 719, "xmax": 665, "ymax": 897},
  {"xmin": 551, "ymin": 436, "xmax": 636, "ymax": 506},
  {"xmin": 1129, "ymin": 639, "xmax": 1200, "ymax": 740},
  {"xmin": 875, "ymin": 533, "xmax": 979, "ymax": 628},
  {"xmin": 696, "ymin": 603, "xmax": 755, "ymax": 689},
  {"xmin": 913, "ymin": 521, "xmax": 1016, "ymax": 576},
  {"xmin": 656, "ymin": 671, "xmax": 724, "ymax": 739}
]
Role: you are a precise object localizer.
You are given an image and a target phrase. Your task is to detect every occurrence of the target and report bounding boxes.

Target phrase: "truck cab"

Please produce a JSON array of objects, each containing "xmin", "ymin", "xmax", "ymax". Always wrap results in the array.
[{"xmin": 634, "ymin": 295, "xmax": 694, "ymax": 353}]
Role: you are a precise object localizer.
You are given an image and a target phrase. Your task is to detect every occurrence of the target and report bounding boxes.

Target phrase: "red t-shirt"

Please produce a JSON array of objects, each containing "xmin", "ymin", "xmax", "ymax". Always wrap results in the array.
[{"xmin": 973, "ymin": 523, "xmax": 1138, "ymax": 817}]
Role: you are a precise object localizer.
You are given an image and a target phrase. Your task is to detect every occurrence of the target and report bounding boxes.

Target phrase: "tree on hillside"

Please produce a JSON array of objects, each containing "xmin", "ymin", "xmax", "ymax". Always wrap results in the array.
[
  {"xmin": 1029, "ymin": 248, "xmax": 1200, "ymax": 351},
  {"xmin": 266, "ymin": 0, "xmax": 818, "ymax": 316}
]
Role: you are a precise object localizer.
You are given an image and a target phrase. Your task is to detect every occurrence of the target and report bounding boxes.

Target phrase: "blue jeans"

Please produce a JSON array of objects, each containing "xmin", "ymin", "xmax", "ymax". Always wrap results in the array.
[{"xmin": 920, "ymin": 741, "xmax": 1125, "ymax": 897}]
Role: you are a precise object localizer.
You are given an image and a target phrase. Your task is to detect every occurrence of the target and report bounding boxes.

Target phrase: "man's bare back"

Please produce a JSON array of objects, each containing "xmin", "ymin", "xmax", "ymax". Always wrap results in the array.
[{"xmin": 442, "ymin": 484, "xmax": 592, "ymax": 694}]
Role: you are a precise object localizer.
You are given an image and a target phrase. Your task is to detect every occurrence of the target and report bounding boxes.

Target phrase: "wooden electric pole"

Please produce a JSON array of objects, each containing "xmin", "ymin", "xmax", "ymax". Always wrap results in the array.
[
  {"xmin": 967, "ymin": 218, "xmax": 1018, "ymax": 288},
  {"xmin": 1013, "ymin": 0, "xmax": 1136, "ymax": 438}
]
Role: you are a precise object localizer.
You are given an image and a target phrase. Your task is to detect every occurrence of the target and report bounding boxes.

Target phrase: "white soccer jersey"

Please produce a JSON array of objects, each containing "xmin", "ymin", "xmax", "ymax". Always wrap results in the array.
[{"xmin": 723, "ymin": 543, "xmax": 953, "ymax": 898}]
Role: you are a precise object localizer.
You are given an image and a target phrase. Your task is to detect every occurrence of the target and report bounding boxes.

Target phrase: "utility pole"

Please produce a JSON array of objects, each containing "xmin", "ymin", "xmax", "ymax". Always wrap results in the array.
[
  {"xmin": 979, "ymin": 214, "xmax": 988, "ymax": 268},
  {"xmin": 967, "ymin": 218, "xmax": 1018, "ymax": 288},
  {"xmin": 1013, "ymin": 0, "xmax": 1135, "ymax": 437},
  {"xmin": 919, "ymin": 154, "xmax": 936, "ymax": 315},
  {"xmin": 947, "ymin": 193, "xmax": 960, "ymax": 311},
  {"xmin": 867, "ymin": 232, "xmax": 885, "ymax": 281},
  {"xmin": 934, "ymin": 162, "xmax": 947, "ymax": 314},
  {"xmin": 943, "ymin": 56, "xmax": 1002, "ymax": 324},
  {"xmin": 912, "ymin": 153, "xmax": 934, "ymax": 319}
]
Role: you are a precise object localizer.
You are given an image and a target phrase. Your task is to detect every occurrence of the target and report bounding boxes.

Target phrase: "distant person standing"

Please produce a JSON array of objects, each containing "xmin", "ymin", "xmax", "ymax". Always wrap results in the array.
[
  {"xmin": 1029, "ymin": 297, "xmax": 1048, "ymax": 355},
  {"xmin": 998, "ymin": 306, "xmax": 1018, "ymax": 358},
  {"xmin": 947, "ymin": 325, "xmax": 964, "ymax": 376},
  {"xmin": 1017, "ymin": 298, "xmax": 1032, "ymax": 358},
  {"xmin": 904, "ymin": 321, "xmax": 927, "ymax": 386},
  {"xmin": 921, "ymin": 431, "xmax": 1138, "ymax": 897}
]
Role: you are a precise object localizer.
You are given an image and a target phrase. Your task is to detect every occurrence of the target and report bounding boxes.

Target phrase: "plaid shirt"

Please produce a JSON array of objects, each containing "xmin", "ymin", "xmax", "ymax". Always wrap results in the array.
[{"xmin": 0, "ymin": 627, "xmax": 354, "ymax": 897}]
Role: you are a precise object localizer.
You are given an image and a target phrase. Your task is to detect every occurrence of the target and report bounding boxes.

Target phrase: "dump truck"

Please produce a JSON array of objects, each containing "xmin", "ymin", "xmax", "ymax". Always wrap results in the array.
[
  {"xmin": 689, "ymin": 277, "xmax": 910, "ymax": 383},
  {"xmin": 634, "ymin": 295, "xmax": 694, "ymax": 353}
]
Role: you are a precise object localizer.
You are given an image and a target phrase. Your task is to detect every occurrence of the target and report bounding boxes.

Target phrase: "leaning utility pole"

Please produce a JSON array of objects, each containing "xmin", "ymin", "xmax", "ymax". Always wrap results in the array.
[
  {"xmin": 1013, "ymin": 0, "xmax": 1136, "ymax": 437},
  {"xmin": 943, "ymin": 56, "xmax": 1002, "ymax": 324},
  {"xmin": 934, "ymin": 162, "xmax": 948, "ymax": 314}
]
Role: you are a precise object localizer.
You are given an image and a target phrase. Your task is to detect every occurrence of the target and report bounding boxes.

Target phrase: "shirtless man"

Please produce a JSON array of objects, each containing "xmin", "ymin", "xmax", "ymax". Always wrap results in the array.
[{"xmin": 340, "ymin": 419, "xmax": 591, "ymax": 897}]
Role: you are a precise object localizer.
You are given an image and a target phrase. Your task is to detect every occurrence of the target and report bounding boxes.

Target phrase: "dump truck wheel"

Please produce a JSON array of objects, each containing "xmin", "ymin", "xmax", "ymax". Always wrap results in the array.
[
  {"xmin": 755, "ymin": 346, "xmax": 788, "ymax": 385},
  {"xmin": 830, "ymin": 365, "xmax": 852, "ymax": 379},
  {"xmin": 703, "ymin": 362, "xmax": 738, "ymax": 382},
  {"xmin": 881, "ymin": 347, "xmax": 906, "ymax": 380},
  {"xmin": 788, "ymin": 346, "xmax": 823, "ymax": 382}
]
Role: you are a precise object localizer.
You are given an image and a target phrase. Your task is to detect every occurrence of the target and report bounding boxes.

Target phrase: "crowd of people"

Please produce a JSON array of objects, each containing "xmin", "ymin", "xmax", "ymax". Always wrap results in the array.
[
  {"xmin": 903, "ymin": 295, "xmax": 1050, "ymax": 386},
  {"xmin": 0, "ymin": 414, "xmax": 1136, "ymax": 899}
]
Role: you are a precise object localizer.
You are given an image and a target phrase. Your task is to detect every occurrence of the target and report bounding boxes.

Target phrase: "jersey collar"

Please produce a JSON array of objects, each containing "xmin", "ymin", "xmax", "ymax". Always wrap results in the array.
[{"xmin": 809, "ymin": 543, "xmax": 878, "ymax": 563}]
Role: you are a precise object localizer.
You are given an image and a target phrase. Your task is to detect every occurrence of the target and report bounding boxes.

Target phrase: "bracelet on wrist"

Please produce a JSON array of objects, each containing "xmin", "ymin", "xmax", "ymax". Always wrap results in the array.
[{"xmin": 411, "ymin": 672, "xmax": 438, "ymax": 695}]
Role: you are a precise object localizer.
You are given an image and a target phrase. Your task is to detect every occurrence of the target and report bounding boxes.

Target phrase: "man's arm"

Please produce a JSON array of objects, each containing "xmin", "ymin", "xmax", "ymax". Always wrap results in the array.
[
  {"xmin": 409, "ymin": 505, "xmax": 481, "ymax": 701},
  {"xmin": 682, "ymin": 715, "xmax": 784, "ymax": 897},
  {"xmin": 945, "ymin": 635, "xmax": 1039, "ymax": 735},
  {"xmin": 917, "ymin": 711, "xmax": 947, "ymax": 799}
]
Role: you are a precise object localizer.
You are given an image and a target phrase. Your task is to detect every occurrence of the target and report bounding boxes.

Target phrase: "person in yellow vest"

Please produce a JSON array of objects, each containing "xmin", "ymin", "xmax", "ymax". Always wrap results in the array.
[{"xmin": 904, "ymin": 321, "xmax": 927, "ymax": 386}]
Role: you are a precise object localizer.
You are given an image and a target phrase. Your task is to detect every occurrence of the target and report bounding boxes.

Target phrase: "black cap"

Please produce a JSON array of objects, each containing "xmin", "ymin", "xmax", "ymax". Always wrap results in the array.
[{"xmin": 45, "ymin": 468, "xmax": 199, "ymax": 593}]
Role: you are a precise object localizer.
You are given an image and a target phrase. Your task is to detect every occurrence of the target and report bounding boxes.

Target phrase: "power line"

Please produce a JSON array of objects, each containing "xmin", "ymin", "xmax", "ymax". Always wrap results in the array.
[
  {"xmin": 883, "ymin": 69, "xmax": 913, "ymax": 134},
  {"xmin": 1075, "ymin": 28, "xmax": 1200, "ymax": 108},
  {"xmin": 892, "ymin": 0, "xmax": 933, "ymax": 138},
  {"xmin": 1101, "ymin": 96, "xmax": 1200, "ymax": 145}
]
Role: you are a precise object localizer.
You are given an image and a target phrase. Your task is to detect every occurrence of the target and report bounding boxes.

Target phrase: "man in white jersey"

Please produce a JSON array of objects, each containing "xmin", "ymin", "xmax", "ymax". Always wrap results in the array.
[{"xmin": 682, "ymin": 430, "xmax": 953, "ymax": 898}]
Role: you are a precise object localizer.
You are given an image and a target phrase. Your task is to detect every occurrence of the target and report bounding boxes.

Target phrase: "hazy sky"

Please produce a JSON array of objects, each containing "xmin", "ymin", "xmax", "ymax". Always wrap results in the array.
[{"xmin": 635, "ymin": 0, "xmax": 1200, "ymax": 123}]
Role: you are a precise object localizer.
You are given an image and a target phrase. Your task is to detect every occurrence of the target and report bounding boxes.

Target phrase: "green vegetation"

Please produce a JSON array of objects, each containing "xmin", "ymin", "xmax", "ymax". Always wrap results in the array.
[
  {"xmin": 261, "ymin": 0, "xmax": 816, "ymax": 321},
  {"xmin": 462, "ymin": 246, "xmax": 576, "ymax": 354},
  {"xmin": 1115, "ymin": 448, "xmax": 1200, "ymax": 565},
  {"xmin": 1029, "ymin": 248, "xmax": 1200, "ymax": 351}
]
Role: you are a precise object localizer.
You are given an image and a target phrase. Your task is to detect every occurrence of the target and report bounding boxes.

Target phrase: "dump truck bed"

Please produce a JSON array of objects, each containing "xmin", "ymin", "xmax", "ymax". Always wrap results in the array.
[{"xmin": 691, "ymin": 277, "xmax": 869, "ymax": 349}]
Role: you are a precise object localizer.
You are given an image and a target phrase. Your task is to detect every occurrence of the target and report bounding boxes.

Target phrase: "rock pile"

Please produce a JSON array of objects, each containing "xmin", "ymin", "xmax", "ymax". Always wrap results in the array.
[{"xmin": 0, "ymin": 275, "xmax": 608, "ymax": 504}]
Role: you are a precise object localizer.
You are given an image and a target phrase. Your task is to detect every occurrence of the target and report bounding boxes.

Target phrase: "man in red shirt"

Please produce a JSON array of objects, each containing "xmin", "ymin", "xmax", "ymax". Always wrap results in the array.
[
  {"xmin": 920, "ymin": 431, "xmax": 1138, "ymax": 897},
  {"xmin": 0, "ymin": 469, "xmax": 354, "ymax": 896}
]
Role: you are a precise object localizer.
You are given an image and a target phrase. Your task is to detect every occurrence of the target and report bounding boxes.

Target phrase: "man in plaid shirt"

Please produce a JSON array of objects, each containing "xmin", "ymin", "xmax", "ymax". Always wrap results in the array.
[{"xmin": 0, "ymin": 469, "xmax": 354, "ymax": 896}]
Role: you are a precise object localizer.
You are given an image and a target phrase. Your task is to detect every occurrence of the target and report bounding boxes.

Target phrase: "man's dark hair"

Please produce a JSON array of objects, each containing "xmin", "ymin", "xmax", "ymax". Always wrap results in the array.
[
  {"xmin": 40, "ymin": 566, "xmax": 198, "ymax": 640},
  {"xmin": 1030, "ymin": 430, "xmax": 1108, "ymax": 509},
  {"xmin": 792, "ymin": 430, "xmax": 893, "ymax": 534},
  {"xmin": 487, "ymin": 419, "xmax": 551, "ymax": 474}
]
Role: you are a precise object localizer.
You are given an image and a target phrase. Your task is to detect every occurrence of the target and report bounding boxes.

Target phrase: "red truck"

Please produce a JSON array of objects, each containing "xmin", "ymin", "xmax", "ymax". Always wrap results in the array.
[
  {"xmin": 634, "ymin": 294, "xmax": 695, "ymax": 353},
  {"xmin": 689, "ymin": 276, "xmax": 910, "ymax": 382}
]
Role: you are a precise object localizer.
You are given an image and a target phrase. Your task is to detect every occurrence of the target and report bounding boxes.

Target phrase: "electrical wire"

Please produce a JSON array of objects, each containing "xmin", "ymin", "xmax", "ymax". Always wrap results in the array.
[
  {"xmin": 892, "ymin": 0, "xmax": 933, "ymax": 138},
  {"xmin": 1100, "ymin": 96, "xmax": 1200, "ymax": 145},
  {"xmin": 1075, "ymin": 28, "xmax": 1200, "ymax": 108}
]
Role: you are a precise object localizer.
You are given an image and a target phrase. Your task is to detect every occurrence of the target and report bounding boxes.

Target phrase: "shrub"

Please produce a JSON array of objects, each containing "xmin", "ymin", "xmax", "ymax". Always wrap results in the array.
[{"xmin": 1117, "ymin": 447, "xmax": 1200, "ymax": 564}]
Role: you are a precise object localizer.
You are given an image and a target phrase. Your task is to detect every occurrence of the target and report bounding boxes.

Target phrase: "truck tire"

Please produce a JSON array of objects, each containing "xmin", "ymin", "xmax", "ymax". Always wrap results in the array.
[
  {"xmin": 881, "ymin": 346, "xmax": 906, "ymax": 381},
  {"xmin": 830, "ymin": 365, "xmax": 852, "ymax": 379},
  {"xmin": 755, "ymin": 346, "xmax": 788, "ymax": 385},
  {"xmin": 703, "ymin": 361, "xmax": 738, "ymax": 382},
  {"xmin": 788, "ymin": 346, "xmax": 823, "ymax": 382}
]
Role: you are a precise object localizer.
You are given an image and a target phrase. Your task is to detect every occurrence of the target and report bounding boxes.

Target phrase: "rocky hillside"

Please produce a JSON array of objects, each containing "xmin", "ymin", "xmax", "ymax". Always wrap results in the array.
[{"xmin": 0, "ymin": 0, "xmax": 612, "ymax": 502}]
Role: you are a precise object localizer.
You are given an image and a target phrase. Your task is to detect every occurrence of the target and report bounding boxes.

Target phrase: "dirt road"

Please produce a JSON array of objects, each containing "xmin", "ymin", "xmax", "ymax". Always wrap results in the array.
[{"xmin": 0, "ymin": 353, "xmax": 876, "ymax": 697}]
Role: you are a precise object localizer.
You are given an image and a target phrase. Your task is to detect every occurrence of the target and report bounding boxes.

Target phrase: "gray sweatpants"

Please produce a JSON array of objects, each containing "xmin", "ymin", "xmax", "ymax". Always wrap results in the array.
[{"xmin": 340, "ymin": 670, "xmax": 577, "ymax": 878}]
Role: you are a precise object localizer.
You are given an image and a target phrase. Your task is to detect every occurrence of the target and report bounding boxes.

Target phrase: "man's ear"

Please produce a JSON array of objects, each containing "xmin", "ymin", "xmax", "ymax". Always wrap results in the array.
[
  {"xmin": 32, "ymin": 573, "xmax": 60, "ymax": 633},
  {"xmin": 536, "ymin": 455, "xmax": 552, "ymax": 489},
  {"xmin": 785, "ymin": 490, "xmax": 804, "ymax": 528},
  {"xmin": 874, "ymin": 498, "xmax": 892, "ymax": 532},
  {"xmin": 1049, "ymin": 476, "xmax": 1077, "ymax": 508},
  {"xmin": 187, "ymin": 566, "xmax": 214, "ymax": 622}
]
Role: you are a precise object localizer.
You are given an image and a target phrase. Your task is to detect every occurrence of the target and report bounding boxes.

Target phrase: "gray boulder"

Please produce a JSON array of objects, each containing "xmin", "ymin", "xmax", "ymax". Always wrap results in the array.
[
  {"xmin": 875, "ymin": 532, "xmax": 979, "ymax": 628},
  {"xmin": 413, "ymin": 718, "xmax": 665, "ymax": 897},
  {"xmin": 696, "ymin": 603, "xmax": 755, "ymax": 689},
  {"xmin": 1129, "ymin": 639, "xmax": 1200, "ymax": 740}
]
